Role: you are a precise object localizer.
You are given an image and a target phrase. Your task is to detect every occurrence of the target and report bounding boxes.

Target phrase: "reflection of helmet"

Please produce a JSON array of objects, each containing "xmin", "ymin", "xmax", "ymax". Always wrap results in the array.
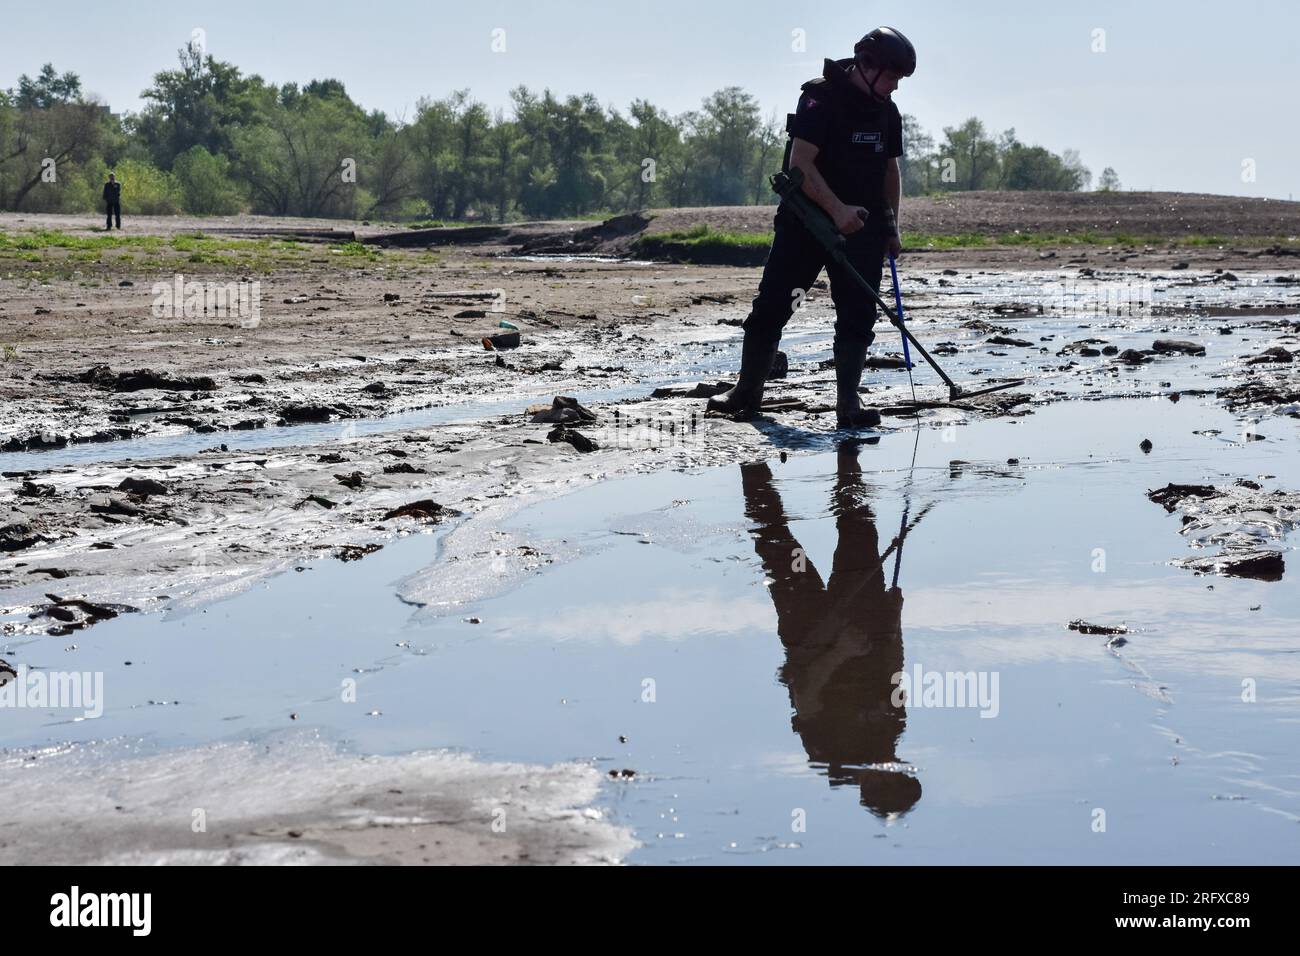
[
  {"xmin": 858, "ymin": 767, "xmax": 923, "ymax": 816},
  {"xmin": 854, "ymin": 26, "xmax": 917, "ymax": 77}
]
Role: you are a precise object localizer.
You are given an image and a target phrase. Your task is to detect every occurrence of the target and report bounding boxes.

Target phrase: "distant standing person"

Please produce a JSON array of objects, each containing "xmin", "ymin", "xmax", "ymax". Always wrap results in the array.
[
  {"xmin": 103, "ymin": 173, "xmax": 122, "ymax": 230},
  {"xmin": 707, "ymin": 26, "xmax": 916, "ymax": 429}
]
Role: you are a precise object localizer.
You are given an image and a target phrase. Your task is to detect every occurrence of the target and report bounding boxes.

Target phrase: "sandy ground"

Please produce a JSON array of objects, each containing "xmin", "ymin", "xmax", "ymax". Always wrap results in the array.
[{"xmin": 2, "ymin": 207, "xmax": 1299, "ymax": 863}]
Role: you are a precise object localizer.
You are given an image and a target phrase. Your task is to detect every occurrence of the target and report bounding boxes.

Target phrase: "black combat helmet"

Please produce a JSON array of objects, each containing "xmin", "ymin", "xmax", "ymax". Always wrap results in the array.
[{"xmin": 854, "ymin": 26, "xmax": 916, "ymax": 77}]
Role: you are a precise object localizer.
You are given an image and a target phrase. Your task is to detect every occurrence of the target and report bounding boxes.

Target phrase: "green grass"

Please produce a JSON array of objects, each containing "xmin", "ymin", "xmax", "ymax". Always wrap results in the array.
[
  {"xmin": 328, "ymin": 239, "xmax": 381, "ymax": 261},
  {"xmin": 0, "ymin": 229, "xmax": 167, "ymax": 252},
  {"xmin": 0, "ymin": 227, "xmax": 396, "ymax": 276},
  {"xmin": 634, "ymin": 225, "xmax": 772, "ymax": 265},
  {"xmin": 627, "ymin": 223, "xmax": 1298, "ymax": 262}
]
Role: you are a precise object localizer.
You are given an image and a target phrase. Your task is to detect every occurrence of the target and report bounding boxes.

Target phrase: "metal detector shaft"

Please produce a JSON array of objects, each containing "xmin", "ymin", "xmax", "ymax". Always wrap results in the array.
[{"xmin": 771, "ymin": 168, "xmax": 1023, "ymax": 402}]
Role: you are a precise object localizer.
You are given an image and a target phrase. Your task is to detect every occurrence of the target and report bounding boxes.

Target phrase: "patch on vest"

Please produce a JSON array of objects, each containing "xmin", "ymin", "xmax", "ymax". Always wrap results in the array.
[{"xmin": 852, "ymin": 131, "xmax": 884, "ymax": 151}]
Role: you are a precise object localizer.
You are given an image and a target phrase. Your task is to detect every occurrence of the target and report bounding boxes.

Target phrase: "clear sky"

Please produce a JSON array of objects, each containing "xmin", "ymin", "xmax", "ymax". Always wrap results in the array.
[{"xmin": 4, "ymin": 0, "xmax": 1297, "ymax": 200}]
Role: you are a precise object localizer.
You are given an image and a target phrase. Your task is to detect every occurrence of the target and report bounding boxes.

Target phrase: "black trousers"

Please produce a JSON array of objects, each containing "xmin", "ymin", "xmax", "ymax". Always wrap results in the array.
[
  {"xmin": 105, "ymin": 201, "xmax": 121, "ymax": 229},
  {"xmin": 742, "ymin": 206, "xmax": 887, "ymax": 353}
]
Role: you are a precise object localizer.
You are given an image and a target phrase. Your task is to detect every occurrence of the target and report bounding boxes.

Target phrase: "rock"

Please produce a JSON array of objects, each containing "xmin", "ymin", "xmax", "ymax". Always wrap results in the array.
[
  {"xmin": 528, "ymin": 395, "xmax": 598, "ymax": 424},
  {"xmin": 334, "ymin": 471, "xmax": 365, "ymax": 490},
  {"xmin": 1170, "ymin": 261, "xmax": 1189, "ymax": 270},
  {"xmin": 117, "ymin": 477, "xmax": 168, "ymax": 497},
  {"xmin": 1068, "ymin": 620, "xmax": 1129, "ymax": 636},
  {"xmin": 1140, "ymin": 439, "xmax": 1153, "ymax": 453},
  {"xmin": 362, "ymin": 381, "xmax": 390, "ymax": 395},
  {"xmin": 942, "ymin": 268, "xmax": 958, "ymax": 276},
  {"xmin": 866, "ymin": 355, "xmax": 910, "ymax": 369},
  {"xmin": 382, "ymin": 462, "xmax": 425, "ymax": 474},
  {"xmin": 1147, "ymin": 483, "xmax": 1220, "ymax": 512},
  {"xmin": 295, "ymin": 494, "xmax": 338, "ymax": 510},
  {"xmin": 336, "ymin": 544, "xmax": 384, "ymax": 562},
  {"xmin": 1118, "ymin": 349, "xmax": 1150, "ymax": 364},
  {"xmin": 317, "ymin": 452, "xmax": 348, "ymax": 464},
  {"xmin": 383, "ymin": 499, "xmax": 448, "ymax": 522},
  {"xmin": 1174, "ymin": 550, "xmax": 1285, "ymax": 581},
  {"xmin": 90, "ymin": 497, "xmax": 141, "ymax": 517},
  {"xmin": 651, "ymin": 382, "xmax": 730, "ymax": 399},
  {"xmin": 1247, "ymin": 346, "xmax": 1293, "ymax": 365},
  {"xmin": 0, "ymin": 521, "xmax": 44, "ymax": 552},
  {"xmin": 988, "ymin": 336, "xmax": 1034, "ymax": 347},
  {"xmin": 280, "ymin": 403, "xmax": 337, "ymax": 423},
  {"xmin": 86, "ymin": 367, "xmax": 219, "ymax": 392},
  {"xmin": 27, "ymin": 567, "xmax": 72, "ymax": 579},
  {"xmin": 17, "ymin": 480, "xmax": 56, "ymax": 498},
  {"xmin": 547, "ymin": 426, "xmax": 599, "ymax": 453},
  {"xmin": 456, "ymin": 309, "xmax": 487, "ymax": 318},
  {"xmin": 383, "ymin": 292, "xmax": 401, "ymax": 302},
  {"xmin": 77, "ymin": 364, "xmax": 117, "ymax": 388},
  {"xmin": 1079, "ymin": 347, "xmax": 1101, "ymax": 357},
  {"xmin": 232, "ymin": 373, "xmax": 266, "ymax": 384},
  {"xmin": 1152, "ymin": 339, "xmax": 1205, "ymax": 356},
  {"xmin": 1101, "ymin": 345, "xmax": 1119, "ymax": 355},
  {"xmin": 37, "ymin": 594, "xmax": 137, "ymax": 631}
]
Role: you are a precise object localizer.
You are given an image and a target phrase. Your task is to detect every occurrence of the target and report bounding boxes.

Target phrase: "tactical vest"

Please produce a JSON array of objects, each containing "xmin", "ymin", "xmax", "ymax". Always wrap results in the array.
[{"xmin": 781, "ymin": 58, "xmax": 897, "ymax": 213}]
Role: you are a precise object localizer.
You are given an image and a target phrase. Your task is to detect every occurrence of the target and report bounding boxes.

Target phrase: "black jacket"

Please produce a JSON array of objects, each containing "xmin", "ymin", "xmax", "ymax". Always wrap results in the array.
[
  {"xmin": 103, "ymin": 181, "xmax": 121, "ymax": 204},
  {"xmin": 782, "ymin": 58, "xmax": 902, "ymax": 213}
]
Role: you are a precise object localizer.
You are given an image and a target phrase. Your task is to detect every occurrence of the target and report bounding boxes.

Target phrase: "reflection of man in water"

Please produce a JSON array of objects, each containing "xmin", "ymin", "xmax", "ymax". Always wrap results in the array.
[{"xmin": 741, "ymin": 440, "xmax": 921, "ymax": 816}]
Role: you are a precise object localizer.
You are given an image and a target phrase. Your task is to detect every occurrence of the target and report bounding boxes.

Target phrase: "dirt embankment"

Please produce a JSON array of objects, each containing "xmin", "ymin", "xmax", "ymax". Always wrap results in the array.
[{"xmin": 360, "ymin": 191, "xmax": 1300, "ymax": 269}]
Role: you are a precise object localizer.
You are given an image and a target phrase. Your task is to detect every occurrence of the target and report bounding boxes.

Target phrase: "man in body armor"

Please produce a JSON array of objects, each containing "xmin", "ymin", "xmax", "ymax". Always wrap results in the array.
[{"xmin": 707, "ymin": 27, "xmax": 916, "ymax": 428}]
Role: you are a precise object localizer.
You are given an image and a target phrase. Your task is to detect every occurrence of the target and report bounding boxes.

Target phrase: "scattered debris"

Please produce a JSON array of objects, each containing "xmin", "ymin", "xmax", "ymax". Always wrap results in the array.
[
  {"xmin": 1247, "ymin": 346, "xmax": 1293, "ymax": 365},
  {"xmin": 1152, "ymin": 339, "xmax": 1205, "ymax": 356},
  {"xmin": 1174, "ymin": 550, "xmax": 1285, "ymax": 581},
  {"xmin": 482, "ymin": 332, "xmax": 521, "ymax": 350},
  {"xmin": 547, "ymin": 426, "xmax": 599, "ymax": 453},
  {"xmin": 335, "ymin": 543, "xmax": 384, "ymax": 562},
  {"xmin": 117, "ymin": 477, "xmax": 169, "ymax": 497},
  {"xmin": 1147, "ymin": 483, "xmax": 1220, "ymax": 512},
  {"xmin": 527, "ymin": 395, "xmax": 598, "ymax": 424},
  {"xmin": 1068, "ymin": 620, "xmax": 1129, "ymax": 636},
  {"xmin": 383, "ymin": 499, "xmax": 449, "ymax": 522}
]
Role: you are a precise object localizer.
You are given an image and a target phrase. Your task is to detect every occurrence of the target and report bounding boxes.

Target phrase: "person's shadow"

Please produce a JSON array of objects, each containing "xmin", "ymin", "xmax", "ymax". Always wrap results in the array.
[{"xmin": 740, "ymin": 439, "xmax": 922, "ymax": 817}]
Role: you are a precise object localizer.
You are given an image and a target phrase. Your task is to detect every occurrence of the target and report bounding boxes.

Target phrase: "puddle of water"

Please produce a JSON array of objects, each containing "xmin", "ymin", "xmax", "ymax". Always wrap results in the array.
[{"xmin": 4, "ymin": 395, "xmax": 1297, "ymax": 863}]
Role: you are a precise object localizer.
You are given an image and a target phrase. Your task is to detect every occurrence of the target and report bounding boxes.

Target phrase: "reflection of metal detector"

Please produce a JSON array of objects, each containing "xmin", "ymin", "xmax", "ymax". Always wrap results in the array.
[{"xmin": 772, "ymin": 168, "xmax": 1025, "ymax": 403}]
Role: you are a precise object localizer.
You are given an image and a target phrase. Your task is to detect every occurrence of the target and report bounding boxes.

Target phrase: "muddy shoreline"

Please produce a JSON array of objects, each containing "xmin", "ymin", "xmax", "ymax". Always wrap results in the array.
[{"xmin": 3, "ymin": 211, "xmax": 1299, "ymax": 864}]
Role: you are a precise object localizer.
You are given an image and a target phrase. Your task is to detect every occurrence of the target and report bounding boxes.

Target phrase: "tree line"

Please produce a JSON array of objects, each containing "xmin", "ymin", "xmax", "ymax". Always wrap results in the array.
[{"xmin": 1, "ymin": 46, "xmax": 1117, "ymax": 222}]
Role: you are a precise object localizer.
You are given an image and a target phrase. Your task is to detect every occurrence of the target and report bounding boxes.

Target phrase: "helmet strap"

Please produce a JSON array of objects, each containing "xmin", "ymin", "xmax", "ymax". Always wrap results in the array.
[{"xmin": 857, "ymin": 61, "xmax": 889, "ymax": 103}]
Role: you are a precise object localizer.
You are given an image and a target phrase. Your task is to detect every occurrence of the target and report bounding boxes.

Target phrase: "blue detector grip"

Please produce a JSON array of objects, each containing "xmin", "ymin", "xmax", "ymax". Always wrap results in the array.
[{"xmin": 888, "ymin": 254, "xmax": 913, "ymax": 370}]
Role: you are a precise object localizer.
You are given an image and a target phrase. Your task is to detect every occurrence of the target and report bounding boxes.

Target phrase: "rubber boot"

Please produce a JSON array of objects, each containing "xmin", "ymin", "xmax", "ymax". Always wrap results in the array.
[
  {"xmin": 834, "ymin": 340, "xmax": 882, "ymax": 429},
  {"xmin": 706, "ymin": 332, "xmax": 780, "ymax": 419}
]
